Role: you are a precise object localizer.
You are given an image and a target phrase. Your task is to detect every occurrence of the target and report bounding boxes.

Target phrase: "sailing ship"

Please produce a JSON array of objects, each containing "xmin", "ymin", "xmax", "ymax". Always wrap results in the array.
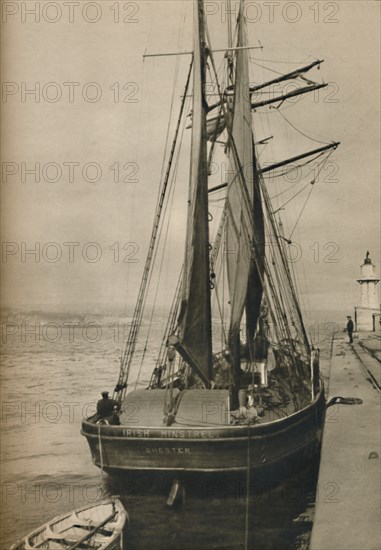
[{"xmin": 82, "ymin": 0, "xmax": 339, "ymax": 479}]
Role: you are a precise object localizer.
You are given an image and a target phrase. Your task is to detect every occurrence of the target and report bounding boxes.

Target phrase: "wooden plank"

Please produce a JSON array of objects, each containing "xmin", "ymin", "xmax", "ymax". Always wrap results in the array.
[{"xmin": 67, "ymin": 510, "xmax": 116, "ymax": 550}]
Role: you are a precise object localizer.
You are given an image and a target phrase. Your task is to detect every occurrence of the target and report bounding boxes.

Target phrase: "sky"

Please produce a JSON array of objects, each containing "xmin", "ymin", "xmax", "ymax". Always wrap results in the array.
[{"xmin": 1, "ymin": 0, "xmax": 380, "ymax": 325}]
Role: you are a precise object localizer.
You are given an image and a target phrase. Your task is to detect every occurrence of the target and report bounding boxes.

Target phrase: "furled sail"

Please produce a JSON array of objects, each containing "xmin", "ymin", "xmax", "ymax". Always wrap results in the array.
[
  {"xmin": 226, "ymin": 2, "xmax": 263, "ymax": 368},
  {"xmin": 245, "ymin": 165, "xmax": 265, "ymax": 354},
  {"xmin": 176, "ymin": 0, "xmax": 212, "ymax": 385}
]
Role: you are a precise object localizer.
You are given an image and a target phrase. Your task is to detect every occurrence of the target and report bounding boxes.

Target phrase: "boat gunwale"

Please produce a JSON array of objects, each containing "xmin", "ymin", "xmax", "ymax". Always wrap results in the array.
[
  {"xmin": 10, "ymin": 498, "xmax": 127, "ymax": 550},
  {"xmin": 86, "ymin": 426, "xmax": 322, "ymax": 473},
  {"xmin": 81, "ymin": 384, "xmax": 325, "ymax": 439}
]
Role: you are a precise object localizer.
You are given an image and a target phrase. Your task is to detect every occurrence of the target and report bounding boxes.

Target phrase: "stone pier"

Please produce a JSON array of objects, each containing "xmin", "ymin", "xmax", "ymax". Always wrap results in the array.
[{"xmin": 310, "ymin": 332, "xmax": 381, "ymax": 550}]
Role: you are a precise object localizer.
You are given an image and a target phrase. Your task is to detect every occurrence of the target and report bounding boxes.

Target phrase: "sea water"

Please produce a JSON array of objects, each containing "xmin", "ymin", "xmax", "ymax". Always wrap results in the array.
[{"xmin": 1, "ymin": 317, "xmax": 328, "ymax": 549}]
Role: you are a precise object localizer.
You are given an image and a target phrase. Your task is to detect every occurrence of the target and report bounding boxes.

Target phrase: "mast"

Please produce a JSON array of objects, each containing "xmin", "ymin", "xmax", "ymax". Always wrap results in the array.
[
  {"xmin": 225, "ymin": 0, "xmax": 264, "ymax": 388},
  {"xmin": 175, "ymin": 0, "xmax": 213, "ymax": 385}
]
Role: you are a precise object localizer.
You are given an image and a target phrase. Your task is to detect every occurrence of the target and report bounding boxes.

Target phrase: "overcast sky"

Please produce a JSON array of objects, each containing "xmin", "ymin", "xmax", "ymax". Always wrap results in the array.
[{"xmin": 1, "ymin": 0, "xmax": 380, "ymax": 324}]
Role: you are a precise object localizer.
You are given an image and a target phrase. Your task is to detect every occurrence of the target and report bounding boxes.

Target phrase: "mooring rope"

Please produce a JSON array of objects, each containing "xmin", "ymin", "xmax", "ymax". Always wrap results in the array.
[
  {"xmin": 97, "ymin": 421, "xmax": 105, "ymax": 476},
  {"xmin": 245, "ymin": 426, "xmax": 251, "ymax": 550}
]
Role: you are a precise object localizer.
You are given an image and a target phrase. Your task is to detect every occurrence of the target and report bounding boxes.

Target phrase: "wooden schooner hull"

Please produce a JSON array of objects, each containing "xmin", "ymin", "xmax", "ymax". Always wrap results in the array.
[{"xmin": 81, "ymin": 387, "xmax": 325, "ymax": 482}]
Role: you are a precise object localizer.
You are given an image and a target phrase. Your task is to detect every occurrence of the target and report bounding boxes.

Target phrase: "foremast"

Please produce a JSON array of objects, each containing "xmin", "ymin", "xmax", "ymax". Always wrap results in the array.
[{"xmin": 174, "ymin": 0, "xmax": 213, "ymax": 386}]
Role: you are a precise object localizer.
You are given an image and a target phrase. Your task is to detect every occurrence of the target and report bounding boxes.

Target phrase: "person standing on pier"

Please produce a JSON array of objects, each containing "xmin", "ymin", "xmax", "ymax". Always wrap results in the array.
[{"xmin": 346, "ymin": 316, "xmax": 354, "ymax": 344}]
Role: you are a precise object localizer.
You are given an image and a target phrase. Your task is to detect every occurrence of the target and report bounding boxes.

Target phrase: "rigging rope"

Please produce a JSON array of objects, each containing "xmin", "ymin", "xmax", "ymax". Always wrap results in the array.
[
  {"xmin": 274, "ymin": 180, "xmax": 313, "ymax": 213},
  {"xmin": 249, "ymin": 60, "xmax": 284, "ymax": 76},
  {"xmin": 273, "ymin": 106, "xmax": 331, "ymax": 145},
  {"xmin": 268, "ymin": 152, "xmax": 325, "ymax": 180},
  {"xmin": 291, "ymin": 223, "xmax": 312, "ymax": 333},
  {"xmin": 134, "ymin": 125, "xmax": 184, "ymax": 390},
  {"xmin": 115, "ymin": 59, "xmax": 193, "ymax": 401},
  {"xmin": 260, "ymin": 179, "xmax": 311, "ymax": 363},
  {"xmin": 288, "ymin": 149, "xmax": 334, "ymax": 240},
  {"xmin": 97, "ymin": 422, "xmax": 104, "ymax": 476},
  {"xmin": 251, "ymin": 56, "xmax": 314, "ymax": 65},
  {"xmin": 288, "ymin": 185, "xmax": 314, "ymax": 241},
  {"xmin": 154, "ymin": 267, "xmax": 183, "ymax": 374},
  {"xmin": 267, "ymin": 151, "xmax": 325, "ymax": 186}
]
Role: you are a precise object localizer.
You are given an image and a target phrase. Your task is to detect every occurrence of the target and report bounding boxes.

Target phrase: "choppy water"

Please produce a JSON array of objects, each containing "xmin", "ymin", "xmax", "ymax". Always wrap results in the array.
[{"xmin": 1, "ymin": 321, "xmax": 323, "ymax": 549}]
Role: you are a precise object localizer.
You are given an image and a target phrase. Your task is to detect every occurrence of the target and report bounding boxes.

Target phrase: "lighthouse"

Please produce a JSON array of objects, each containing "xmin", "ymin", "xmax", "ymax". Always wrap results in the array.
[{"xmin": 355, "ymin": 251, "xmax": 380, "ymax": 331}]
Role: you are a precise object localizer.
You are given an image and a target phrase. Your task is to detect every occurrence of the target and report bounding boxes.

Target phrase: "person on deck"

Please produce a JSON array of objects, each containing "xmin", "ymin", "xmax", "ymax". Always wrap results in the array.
[
  {"xmin": 236, "ymin": 385, "xmax": 258, "ymax": 422},
  {"xmin": 96, "ymin": 391, "xmax": 120, "ymax": 422},
  {"xmin": 346, "ymin": 316, "xmax": 354, "ymax": 344}
]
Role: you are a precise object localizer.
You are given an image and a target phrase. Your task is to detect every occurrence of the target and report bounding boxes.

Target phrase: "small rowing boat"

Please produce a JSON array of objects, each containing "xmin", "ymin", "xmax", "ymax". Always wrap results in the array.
[{"xmin": 10, "ymin": 497, "xmax": 127, "ymax": 550}]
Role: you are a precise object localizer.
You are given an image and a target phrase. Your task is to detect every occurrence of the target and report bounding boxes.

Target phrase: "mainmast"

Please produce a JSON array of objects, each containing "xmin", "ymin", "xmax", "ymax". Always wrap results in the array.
[
  {"xmin": 225, "ymin": 0, "xmax": 264, "ymax": 389},
  {"xmin": 174, "ymin": 0, "xmax": 213, "ymax": 385}
]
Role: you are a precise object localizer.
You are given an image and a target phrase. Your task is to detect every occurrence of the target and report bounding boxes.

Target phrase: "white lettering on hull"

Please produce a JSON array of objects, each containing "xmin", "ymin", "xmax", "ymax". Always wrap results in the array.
[
  {"xmin": 121, "ymin": 429, "xmax": 215, "ymax": 439},
  {"xmin": 144, "ymin": 447, "xmax": 191, "ymax": 454}
]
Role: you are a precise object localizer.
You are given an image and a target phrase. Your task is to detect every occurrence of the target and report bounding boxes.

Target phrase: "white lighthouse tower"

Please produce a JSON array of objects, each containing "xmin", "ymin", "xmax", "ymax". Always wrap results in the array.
[{"xmin": 355, "ymin": 251, "xmax": 380, "ymax": 331}]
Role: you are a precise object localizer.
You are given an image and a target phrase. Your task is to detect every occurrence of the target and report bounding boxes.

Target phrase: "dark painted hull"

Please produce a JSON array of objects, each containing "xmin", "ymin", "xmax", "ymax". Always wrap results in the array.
[{"xmin": 82, "ymin": 387, "xmax": 325, "ymax": 483}]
